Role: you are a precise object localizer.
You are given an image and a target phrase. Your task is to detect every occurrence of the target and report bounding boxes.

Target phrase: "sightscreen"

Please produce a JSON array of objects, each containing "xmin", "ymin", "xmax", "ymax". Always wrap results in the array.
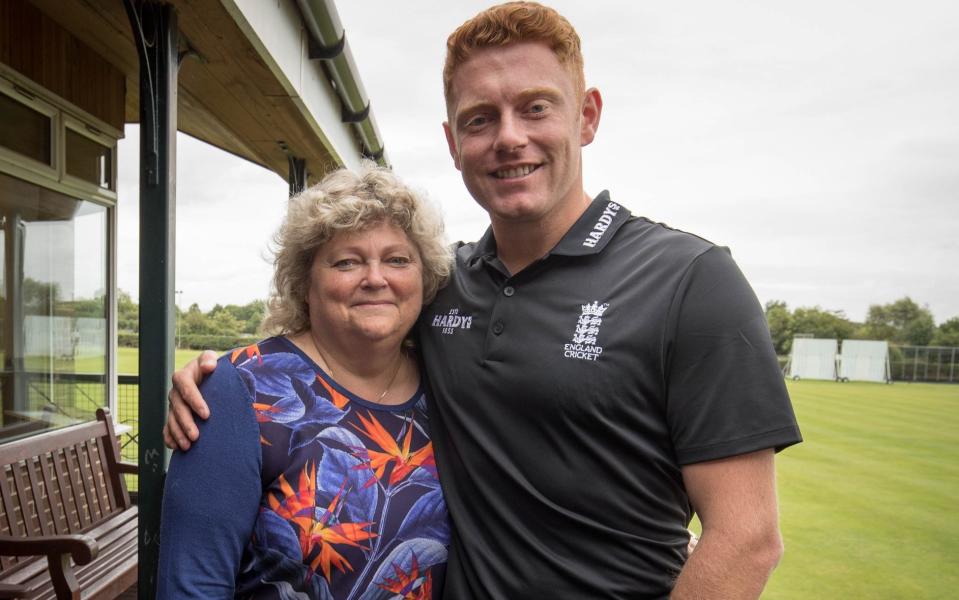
[
  {"xmin": 788, "ymin": 338, "xmax": 838, "ymax": 380},
  {"xmin": 839, "ymin": 340, "xmax": 890, "ymax": 383}
]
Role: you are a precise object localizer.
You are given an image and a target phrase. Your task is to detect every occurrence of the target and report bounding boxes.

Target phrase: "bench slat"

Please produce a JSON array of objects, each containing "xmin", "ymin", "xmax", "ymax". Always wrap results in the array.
[
  {"xmin": 60, "ymin": 447, "xmax": 90, "ymax": 531},
  {"xmin": 87, "ymin": 439, "xmax": 114, "ymax": 517},
  {"xmin": 37, "ymin": 453, "xmax": 67, "ymax": 537},
  {"xmin": 23, "ymin": 458, "xmax": 49, "ymax": 539},
  {"xmin": 92, "ymin": 437, "xmax": 116, "ymax": 513},
  {"xmin": 99, "ymin": 413, "xmax": 131, "ymax": 511},
  {"xmin": 0, "ymin": 468, "xmax": 22, "ymax": 571},
  {"xmin": 51, "ymin": 450, "xmax": 78, "ymax": 534},
  {"xmin": 73, "ymin": 443, "xmax": 100, "ymax": 525},
  {"xmin": 9, "ymin": 464, "xmax": 34, "ymax": 539}
]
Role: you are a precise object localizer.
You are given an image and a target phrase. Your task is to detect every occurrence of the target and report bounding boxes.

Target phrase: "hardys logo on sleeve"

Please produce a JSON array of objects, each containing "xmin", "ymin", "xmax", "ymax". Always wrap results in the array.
[
  {"xmin": 564, "ymin": 301, "xmax": 609, "ymax": 361},
  {"xmin": 430, "ymin": 307, "xmax": 473, "ymax": 335},
  {"xmin": 582, "ymin": 202, "xmax": 621, "ymax": 248}
]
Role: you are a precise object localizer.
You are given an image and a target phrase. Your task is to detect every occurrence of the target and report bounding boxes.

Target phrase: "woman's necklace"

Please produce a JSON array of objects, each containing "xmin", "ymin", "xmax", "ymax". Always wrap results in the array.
[{"xmin": 311, "ymin": 336, "xmax": 404, "ymax": 403}]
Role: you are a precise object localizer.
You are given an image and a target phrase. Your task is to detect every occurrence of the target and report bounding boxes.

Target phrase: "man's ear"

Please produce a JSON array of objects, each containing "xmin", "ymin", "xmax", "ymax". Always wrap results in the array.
[
  {"xmin": 443, "ymin": 122, "xmax": 462, "ymax": 171},
  {"xmin": 580, "ymin": 88, "xmax": 603, "ymax": 147}
]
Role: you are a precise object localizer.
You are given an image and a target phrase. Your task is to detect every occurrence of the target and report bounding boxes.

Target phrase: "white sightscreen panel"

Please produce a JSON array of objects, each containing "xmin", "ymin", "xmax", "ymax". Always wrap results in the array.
[
  {"xmin": 840, "ymin": 340, "xmax": 889, "ymax": 382},
  {"xmin": 789, "ymin": 338, "xmax": 838, "ymax": 380}
]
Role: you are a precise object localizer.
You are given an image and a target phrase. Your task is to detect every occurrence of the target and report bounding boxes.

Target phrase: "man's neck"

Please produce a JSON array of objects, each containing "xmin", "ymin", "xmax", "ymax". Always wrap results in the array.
[{"xmin": 491, "ymin": 191, "xmax": 592, "ymax": 274}]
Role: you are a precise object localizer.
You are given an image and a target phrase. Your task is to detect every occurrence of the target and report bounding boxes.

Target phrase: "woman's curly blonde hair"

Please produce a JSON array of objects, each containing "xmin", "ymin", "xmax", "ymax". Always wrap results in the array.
[{"xmin": 262, "ymin": 163, "xmax": 452, "ymax": 335}]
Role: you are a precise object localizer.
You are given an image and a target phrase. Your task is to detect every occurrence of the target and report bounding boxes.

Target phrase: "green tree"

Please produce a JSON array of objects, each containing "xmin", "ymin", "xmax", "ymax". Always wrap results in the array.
[
  {"xmin": 215, "ymin": 300, "xmax": 266, "ymax": 334},
  {"xmin": 861, "ymin": 297, "xmax": 936, "ymax": 345},
  {"xmin": 118, "ymin": 290, "xmax": 139, "ymax": 333},
  {"xmin": 791, "ymin": 306, "xmax": 857, "ymax": 342},
  {"xmin": 65, "ymin": 296, "xmax": 106, "ymax": 318},
  {"xmin": 764, "ymin": 300, "xmax": 794, "ymax": 355},
  {"xmin": 931, "ymin": 317, "xmax": 959, "ymax": 347},
  {"xmin": 210, "ymin": 310, "xmax": 242, "ymax": 337},
  {"xmin": 22, "ymin": 278, "xmax": 60, "ymax": 315},
  {"xmin": 181, "ymin": 303, "xmax": 213, "ymax": 335}
]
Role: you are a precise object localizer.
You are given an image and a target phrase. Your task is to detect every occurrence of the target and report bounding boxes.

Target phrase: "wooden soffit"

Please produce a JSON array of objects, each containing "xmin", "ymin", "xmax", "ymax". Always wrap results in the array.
[{"xmin": 24, "ymin": 0, "xmax": 346, "ymax": 180}]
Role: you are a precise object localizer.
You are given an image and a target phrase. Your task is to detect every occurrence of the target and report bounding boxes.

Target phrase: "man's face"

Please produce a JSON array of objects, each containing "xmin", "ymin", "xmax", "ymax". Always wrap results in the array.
[{"xmin": 443, "ymin": 42, "xmax": 601, "ymax": 229}]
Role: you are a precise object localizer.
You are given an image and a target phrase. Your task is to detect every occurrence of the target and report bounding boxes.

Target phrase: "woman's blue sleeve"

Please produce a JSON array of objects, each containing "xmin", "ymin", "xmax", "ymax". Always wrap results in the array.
[{"xmin": 157, "ymin": 356, "xmax": 262, "ymax": 599}]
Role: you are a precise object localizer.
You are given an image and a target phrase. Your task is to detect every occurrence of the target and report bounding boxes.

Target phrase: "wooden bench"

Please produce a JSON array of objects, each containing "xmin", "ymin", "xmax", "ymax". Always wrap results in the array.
[{"xmin": 0, "ymin": 409, "xmax": 137, "ymax": 599}]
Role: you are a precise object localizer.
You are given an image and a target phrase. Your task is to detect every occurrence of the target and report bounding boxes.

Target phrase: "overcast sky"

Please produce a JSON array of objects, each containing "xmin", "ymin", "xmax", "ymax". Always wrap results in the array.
[{"xmin": 117, "ymin": 0, "xmax": 959, "ymax": 324}]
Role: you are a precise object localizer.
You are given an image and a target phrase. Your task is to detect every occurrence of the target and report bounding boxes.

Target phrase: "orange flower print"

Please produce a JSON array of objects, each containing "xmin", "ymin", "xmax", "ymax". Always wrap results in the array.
[
  {"xmin": 350, "ymin": 412, "xmax": 435, "ymax": 488},
  {"xmin": 378, "ymin": 554, "xmax": 433, "ymax": 599},
  {"xmin": 231, "ymin": 343, "xmax": 263, "ymax": 365},
  {"xmin": 267, "ymin": 462, "xmax": 378, "ymax": 582}
]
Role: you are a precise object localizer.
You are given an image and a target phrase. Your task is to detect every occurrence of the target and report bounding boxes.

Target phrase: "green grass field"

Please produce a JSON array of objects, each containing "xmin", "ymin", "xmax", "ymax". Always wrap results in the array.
[
  {"xmin": 760, "ymin": 380, "xmax": 959, "ymax": 598},
  {"xmin": 116, "ymin": 346, "xmax": 207, "ymax": 374}
]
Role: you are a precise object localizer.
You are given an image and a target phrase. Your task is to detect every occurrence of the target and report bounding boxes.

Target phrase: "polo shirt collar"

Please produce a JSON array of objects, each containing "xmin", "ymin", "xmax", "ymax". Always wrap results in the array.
[
  {"xmin": 550, "ymin": 191, "xmax": 631, "ymax": 256},
  {"xmin": 466, "ymin": 191, "xmax": 631, "ymax": 266}
]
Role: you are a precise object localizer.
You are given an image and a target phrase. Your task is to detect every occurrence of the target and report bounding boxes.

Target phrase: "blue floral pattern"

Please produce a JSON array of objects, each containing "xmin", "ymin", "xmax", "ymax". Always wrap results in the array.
[{"xmin": 232, "ymin": 337, "xmax": 448, "ymax": 599}]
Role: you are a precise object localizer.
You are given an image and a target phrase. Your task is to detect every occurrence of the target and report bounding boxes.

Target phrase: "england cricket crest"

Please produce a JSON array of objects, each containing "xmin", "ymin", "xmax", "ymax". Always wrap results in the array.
[{"xmin": 564, "ymin": 301, "xmax": 609, "ymax": 361}]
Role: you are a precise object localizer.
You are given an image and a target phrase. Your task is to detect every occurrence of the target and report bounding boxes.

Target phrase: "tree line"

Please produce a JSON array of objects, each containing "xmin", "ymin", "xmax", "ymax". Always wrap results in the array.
[
  {"xmin": 765, "ymin": 296, "xmax": 959, "ymax": 356},
  {"xmin": 118, "ymin": 290, "xmax": 265, "ymax": 350},
  {"xmin": 19, "ymin": 281, "xmax": 958, "ymax": 354}
]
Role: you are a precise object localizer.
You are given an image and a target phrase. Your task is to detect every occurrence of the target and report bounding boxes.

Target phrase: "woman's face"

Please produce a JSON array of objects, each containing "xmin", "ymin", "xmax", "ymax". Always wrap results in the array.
[{"xmin": 307, "ymin": 221, "xmax": 424, "ymax": 345}]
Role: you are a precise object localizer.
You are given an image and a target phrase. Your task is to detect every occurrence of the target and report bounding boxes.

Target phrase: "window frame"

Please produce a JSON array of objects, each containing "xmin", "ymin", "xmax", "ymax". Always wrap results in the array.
[
  {"xmin": 0, "ymin": 72, "xmax": 119, "ymax": 425},
  {"xmin": 0, "ymin": 77, "xmax": 59, "ymax": 182},
  {"xmin": 61, "ymin": 115, "xmax": 119, "ymax": 202}
]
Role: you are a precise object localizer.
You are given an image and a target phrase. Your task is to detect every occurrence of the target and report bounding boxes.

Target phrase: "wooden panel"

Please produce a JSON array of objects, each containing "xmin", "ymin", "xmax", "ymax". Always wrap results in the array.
[{"xmin": 0, "ymin": 0, "xmax": 125, "ymax": 130}]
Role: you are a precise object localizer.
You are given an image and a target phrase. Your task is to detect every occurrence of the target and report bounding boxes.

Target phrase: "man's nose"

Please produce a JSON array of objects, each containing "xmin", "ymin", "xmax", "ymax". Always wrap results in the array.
[{"xmin": 493, "ymin": 113, "xmax": 527, "ymax": 153}]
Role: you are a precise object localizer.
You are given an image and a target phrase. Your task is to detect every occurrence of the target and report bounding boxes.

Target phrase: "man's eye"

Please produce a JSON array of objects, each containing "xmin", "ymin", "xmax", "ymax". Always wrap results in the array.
[
  {"xmin": 527, "ymin": 103, "xmax": 547, "ymax": 114},
  {"xmin": 465, "ymin": 115, "xmax": 488, "ymax": 128}
]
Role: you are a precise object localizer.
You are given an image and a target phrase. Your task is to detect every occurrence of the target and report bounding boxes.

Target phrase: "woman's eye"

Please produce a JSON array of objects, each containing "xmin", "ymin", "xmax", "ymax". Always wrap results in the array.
[
  {"xmin": 386, "ymin": 256, "xmax": 412, "ymax": 266},
  {"xmin": 332, "ymin": 259, "xmax": 358, "ymax": 270}
]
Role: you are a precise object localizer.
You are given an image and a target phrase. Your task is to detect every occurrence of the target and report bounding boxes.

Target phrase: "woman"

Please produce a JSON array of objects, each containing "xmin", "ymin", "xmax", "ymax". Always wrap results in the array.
[{"xmin": 157, "ymin": 165, "xmax": 452, "ymax": 599}]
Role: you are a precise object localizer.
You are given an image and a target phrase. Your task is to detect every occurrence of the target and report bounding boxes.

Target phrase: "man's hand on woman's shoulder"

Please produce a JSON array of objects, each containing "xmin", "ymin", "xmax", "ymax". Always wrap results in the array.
[{"xmin": 163, "ymin": 349, "xmax": 218, "ymax": 450}]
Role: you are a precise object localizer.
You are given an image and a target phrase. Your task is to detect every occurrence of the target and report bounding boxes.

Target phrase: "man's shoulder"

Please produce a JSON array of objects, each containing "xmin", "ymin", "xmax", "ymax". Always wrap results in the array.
[
  {"xmin": 612, "ymin": 215, "xmax": 718, "ymax": 264},
  {"xmin": 448, "ymin": 239, "xmax": 485, "ymax": 268}
]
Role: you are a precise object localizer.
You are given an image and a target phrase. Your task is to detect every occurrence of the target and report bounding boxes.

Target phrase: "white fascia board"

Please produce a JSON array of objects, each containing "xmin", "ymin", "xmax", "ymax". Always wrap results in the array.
[{"xmin": 221, "ymin": 0, "xmax": 364, "ymax": 171}]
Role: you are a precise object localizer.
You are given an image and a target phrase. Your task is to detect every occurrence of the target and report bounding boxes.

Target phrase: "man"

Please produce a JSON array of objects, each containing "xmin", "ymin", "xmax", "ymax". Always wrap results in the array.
[{"xmin": 166, "ymin": 3, "xmax": 801, "ymax": 598}]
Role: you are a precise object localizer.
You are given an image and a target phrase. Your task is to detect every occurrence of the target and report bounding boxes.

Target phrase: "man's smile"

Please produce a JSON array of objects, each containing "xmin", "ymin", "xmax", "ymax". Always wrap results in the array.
[{"xmin": 492, "ymin": 163, "xmax": 541, "ymax": 179}]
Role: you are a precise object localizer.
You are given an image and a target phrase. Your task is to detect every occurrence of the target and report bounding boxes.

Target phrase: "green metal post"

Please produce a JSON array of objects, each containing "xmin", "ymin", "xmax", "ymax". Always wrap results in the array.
[{"xmin": 124, "ymin": 1, "xmax": 178, "ymax": 597}]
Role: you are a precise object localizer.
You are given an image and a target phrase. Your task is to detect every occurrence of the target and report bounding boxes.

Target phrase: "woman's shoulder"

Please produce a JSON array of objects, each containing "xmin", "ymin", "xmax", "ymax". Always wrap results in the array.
[{"xmin": 221, "ymin": 336, "xmax": 317, "ymax": 389}]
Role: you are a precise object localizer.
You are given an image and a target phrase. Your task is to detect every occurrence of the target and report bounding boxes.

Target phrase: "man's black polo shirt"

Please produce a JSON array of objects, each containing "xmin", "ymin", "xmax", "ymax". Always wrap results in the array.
[{"xmin": 418, "ymin": 192, "xmax": 801, "ymax": 599}]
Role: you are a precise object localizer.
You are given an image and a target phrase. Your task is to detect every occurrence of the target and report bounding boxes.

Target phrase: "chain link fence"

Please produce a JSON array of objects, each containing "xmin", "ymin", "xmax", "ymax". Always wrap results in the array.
[{"xmin": 117, "ymin": 375, "xmax": 139, "ymax": 491}]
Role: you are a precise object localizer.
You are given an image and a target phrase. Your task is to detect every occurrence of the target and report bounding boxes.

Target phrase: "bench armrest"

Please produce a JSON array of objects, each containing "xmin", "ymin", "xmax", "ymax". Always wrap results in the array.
[
  {"xmin": 116, "ymin": 461, "xmax": 138, "ymax": 475},
  {"xmin": 0, "ymin": 582, "xmax": 28, "ymax": 598},
  {"xmin": 0, "ymin": 533, "xmax": 98, "ymax": 564}
]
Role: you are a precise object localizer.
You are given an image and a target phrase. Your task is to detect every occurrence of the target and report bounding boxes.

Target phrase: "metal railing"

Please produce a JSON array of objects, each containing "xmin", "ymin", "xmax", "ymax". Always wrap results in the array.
[{"xmin": 890, "ymin": 345, "xmax": 959, "ymax": 383}]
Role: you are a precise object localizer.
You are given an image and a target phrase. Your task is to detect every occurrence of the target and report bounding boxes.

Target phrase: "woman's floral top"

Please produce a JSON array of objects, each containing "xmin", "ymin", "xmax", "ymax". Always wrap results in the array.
[{"xmin": 158, "ymin": 336, "xmax": 449, "ymax": 600}]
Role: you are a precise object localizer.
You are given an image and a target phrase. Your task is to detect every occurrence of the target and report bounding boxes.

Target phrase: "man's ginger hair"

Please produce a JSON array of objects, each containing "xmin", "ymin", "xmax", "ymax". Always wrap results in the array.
[{"xmin": 443, "ymin": 2, "xmax": 585, "ymax": 106}]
